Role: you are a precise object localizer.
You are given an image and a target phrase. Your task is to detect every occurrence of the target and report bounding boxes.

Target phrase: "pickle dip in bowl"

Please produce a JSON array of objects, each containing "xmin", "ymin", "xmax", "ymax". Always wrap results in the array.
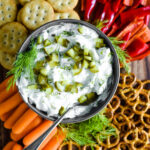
[{"xmin": 17, "ymin": 20, "xmax": 120, "ymax": 123}]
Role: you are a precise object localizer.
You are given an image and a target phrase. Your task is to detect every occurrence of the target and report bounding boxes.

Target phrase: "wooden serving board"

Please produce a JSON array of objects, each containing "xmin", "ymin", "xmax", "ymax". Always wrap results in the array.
[{"xmin": 0, "ymin": 1, "xmax": 150, "ymax": 149}]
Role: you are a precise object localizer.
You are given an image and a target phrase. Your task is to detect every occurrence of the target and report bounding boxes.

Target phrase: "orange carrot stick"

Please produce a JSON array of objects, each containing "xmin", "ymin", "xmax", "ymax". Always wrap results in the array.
[
  {"xmin": 12, "ymin": 143, "xmax": 23, "ymax": 150},
  {"xmin": 4, "ymin": 103, "xmax": 29, "ymax": 129},
  {"xmin": 38, "ymin": 127, "xmax": 57, "ymax": 150},
  {"xmin": 12, "ymin": 109, "xmax": 38, "ymax": 134},
  {"xmin": 23, "ymin": 120, "xmax": 56, "ymax": 146},
  {"xmin": 0, "ymin": 85, "xmax": 18, "ymax": 103},
  {"xmin": 0, "ymin": 109, "xmax": 15, "ymax": 122},
  {"xmin": 0, "ymin": 92, "xmax": 22, "ymax": 116},
  {"xmin": 11, "ymin": 116, "xmax": 43, "ymax": 141},
  {"xmin": 3, "ymin": 141, "xmax": 16, "ymax": 150},
  {"xmin": 140, "ymin": 26, "xmax": 150, "ymax": 43},
  {"xmin": 123, "ymin": 0, "xmax": 134, "ymax": 6},
  {"xmin": 0, "ymin": 76, "xmax": 13, "ymax": 92},
  {"xmin": 43, "ymin": 129, "xmax": 66, "ymax": 150}
]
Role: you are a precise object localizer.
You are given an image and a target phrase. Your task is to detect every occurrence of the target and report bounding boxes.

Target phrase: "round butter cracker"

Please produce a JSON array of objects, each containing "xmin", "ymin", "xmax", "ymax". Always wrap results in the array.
[
  {"xmin": 19, "ymin": 0, "xmax": 30, "ymax": 5},
  {"xmin": 21, "ymin": 0, "xmax": 54, "ymax": 30},
  {"xmin": 0, "ymin": 22, "xmax": 28, "ymax": 54},
  {"xmin": 55, "ymin": 11, "xmax": 80, "ymax": 20},
  {"xmin": 0, "ymin": 0, "xmax": 17, "ymax": 27},
  {"xmin": 17, "ymin": 8, "xmax": 23, "ymax": 22},
  {"xmin": 0, "ymin": 51, "xmax": 16, "ymax": 70},
  {"xmin": 47, "ymin": 0, "xmax": 78, "ymax": 12}
]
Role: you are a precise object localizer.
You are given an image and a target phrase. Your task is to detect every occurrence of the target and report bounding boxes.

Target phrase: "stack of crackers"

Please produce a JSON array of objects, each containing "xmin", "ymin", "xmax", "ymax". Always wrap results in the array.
[{"xmin": 0, "ymin": 0, "xmax": 80, "ymax": 70}]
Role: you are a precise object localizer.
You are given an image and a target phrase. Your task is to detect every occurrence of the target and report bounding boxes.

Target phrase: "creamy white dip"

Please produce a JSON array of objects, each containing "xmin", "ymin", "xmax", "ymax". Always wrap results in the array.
[{"xmin": 17, "ymin": 23, "xmax": 113, "ymax": 118}]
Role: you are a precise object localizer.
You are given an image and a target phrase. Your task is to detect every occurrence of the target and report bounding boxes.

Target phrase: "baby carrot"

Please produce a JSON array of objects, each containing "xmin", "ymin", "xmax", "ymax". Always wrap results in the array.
[
  {"xmin": 12, "ymin": 143, "xmax": 23, "ymax": 150},
  {"xmin": 0, "ymin": 85, "xmax": 18, "ymax": 103},
  {"xmin": 38, "ymin": 127, "xmax": 57, "ymax": 150},
  {"xmin": 4, "ymin": 103, "xmax": 29, "ymax": 129},
  {"xmin": 0, "ymin": 76, "xmax": 13, "ymax": 91},
  {"xmin": 0, "ymin": 92, "xmax": 22, "ymax": 116},
  {"xmin": 23, "ymin": 120, "xmax": 55, "ymax": 146},
  {"xmin": 43, "ymin": 129, "xmax": 66, "ymax": 150},
  {"xmin": 11, "ymin": 116, "xmax": 43, "ymax": 141},
  {"xmin": 3, "ymin": 141, "xmax": 16, "ymax": 150},
  {"xmin": 12, "ymin": 109, "xmax": 38, "ymax": 134},
  {"xmin": 0, "ymin": 109, "xmax": 15, "ymax": 122}
]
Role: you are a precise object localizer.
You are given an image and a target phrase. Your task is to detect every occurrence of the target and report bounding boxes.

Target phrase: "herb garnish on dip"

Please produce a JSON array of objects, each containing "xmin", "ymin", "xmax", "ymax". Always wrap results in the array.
[{"xmin": 16, "ymin": 23, "xmax": 113, "ymax": 118}]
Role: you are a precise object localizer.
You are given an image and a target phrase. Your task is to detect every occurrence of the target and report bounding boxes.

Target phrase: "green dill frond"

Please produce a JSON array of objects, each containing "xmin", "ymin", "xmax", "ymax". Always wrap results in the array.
[
  {"xmin": 7, "ymin": 39, "xmax": 37, "ymax": 90},
  {"xmin": 109, "ymin": 37, "xmax": 130, "ymax": 73},
  {"xmin": 95, "ymin": 20, "xmax": 108, "ymax": 30},
  {"xmin": 60, "ymin": 111, "xmax": 117, "ymax": 146}
]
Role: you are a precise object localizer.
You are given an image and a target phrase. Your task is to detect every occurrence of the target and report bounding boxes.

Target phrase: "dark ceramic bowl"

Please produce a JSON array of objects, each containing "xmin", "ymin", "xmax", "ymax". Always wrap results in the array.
[{"xmin": 17, "ymin": 19, "xmax": 120, "ymax": 124}]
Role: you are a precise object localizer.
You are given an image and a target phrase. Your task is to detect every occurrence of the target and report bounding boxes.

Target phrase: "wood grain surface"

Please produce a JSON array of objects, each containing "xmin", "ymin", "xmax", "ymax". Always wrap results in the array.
[{"xmin": 0, "ymin": 1, "xmax": 150, "ymax": 148}]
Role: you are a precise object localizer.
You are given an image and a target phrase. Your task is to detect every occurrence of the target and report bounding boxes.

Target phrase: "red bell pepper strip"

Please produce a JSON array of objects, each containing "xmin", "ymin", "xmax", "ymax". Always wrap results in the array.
[
  {"xmin": 96, "ymin": 0, "xmax": 107, "ymax": 4},
  {"xmin": 144, "ymin": 15, "xmax": 150, "ymax": 25},
  {"xmin": 112, "ymin": 0, "xmax": 121, "ymax": 13},
  {"xmin": 130, "ymin": 49, "xmax": 150, "ymax": 61},
  {"xmin": 100, "ymin": 1, "xmax": 110, "ymax": 21},
  {"xmin": 119, "ymin": 32, "xmax": 131, "ymax": 50},
  {"xmin": 107, "ymin": 23, "xmax": 119, "ymax": 36},
  {"xmin": 132, "ymin": 0, "xmax": 142, "ymax": 8},
  {"xmin": 81, "ymin": 0, "xmax": 85, "ymax": 11},
  {"xmin": 123, "ymin": 0, "xmax": 133, "ymax": 6},
  {"xmin": 127, "ymin": 38, "xmax": 149, "ymax": 57},
  {"xmin": 84, "ymin": 0, "xmax": 97, "ymax": 20},
  {"xmin": 120, "ymin": 6, "xmax": 150, "ymax": 26}
]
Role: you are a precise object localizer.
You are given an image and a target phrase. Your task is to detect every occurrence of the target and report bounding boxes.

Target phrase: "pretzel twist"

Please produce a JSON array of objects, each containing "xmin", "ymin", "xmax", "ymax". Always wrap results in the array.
[
  {"xmin": 82, "ymin": 144, "xmax": 102, "ymax": 150},
  {"xmin": 58, "ymin": 141, "xmax": 81, "ymax": 150}
]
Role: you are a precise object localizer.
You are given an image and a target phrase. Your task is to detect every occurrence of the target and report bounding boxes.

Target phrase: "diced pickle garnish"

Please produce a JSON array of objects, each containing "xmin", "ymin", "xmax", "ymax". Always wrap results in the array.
[
  {"xmin": 75, "ymin": 82, "xmax": 83, "ymax": 88},
  {"xmin": 34, "ymin": 60, "xmax": 45, "ymax": 71},
  {"xmin": 27, "ymin": 84, "xmax": 38, "ymax": 89},
  {"xmin": 55, "ymin": 81, "xmax": 65, "ymax": 92},
  {"xmin": 95, "ymin": 38, "xmax": 104, "ymax": 49},
  {"xmin": 38, "ymin": 75, "xmax": 47, "ymax": 85},
  {"xmin": 84, "ymin": 48, "xmax": 89, "ymax": 56},
  {"xmin": 48, "ymin": 61, "xmax": 58, "ymax": 67},
  {"xmin": 59, "ymin": 106, "xmax": 66, "ymax": 116},
  {"xmin": 72, "ymin": 64, "xmax": 82, "ymax": 75},
  {"xmin": 82, "ymin": 59, "xmax": 89, "ymax": 69},
  {"xmin": 65, "ymin": 84, "xmax": 78, "ymax": 93},
  {"xmin": 86, "ymin": 92, "xmax": 96, "ymax": 100},
  {"xmin": 40, "ymin": 68, "xmax": 48, "ymax": 76},
  {"xmin": 90, "ymin": 66, "xmax": 99, "ymax": 73},
  {"xmin": 51, "ymin": 53, "xmax": 59, "ymax": 62},
  {"xmin": 74, "ymin": 55, "xmax": 82, "ymax": 62},
  {"xmin": 73, "ymin": 45, "xmax": 80, "ymax": 52},
  {"xmin": 42, "ymin": 84, "xmax": 53, "ymax": 95},
  {"xmin": 44, "ymin": 47, "xmax": 53, "ymax": 55},
  {"xmin": 43, "ymin": 39, "xmax": 51, "ymax": 47},
  {"xmin": 65, "ymin": 84, "xmax": 72, "ymax": 92},
  {"xmin": 78, "ymin": 27, "xmax": 84, "ymax": 34},
  {"xmin": 89, "ymin": 61, "xmax": 96, "ymax": 68},
  {"xmin": 78, "ymin": 95, "xmax": 87, "ymax": 103},
  {"xmin": 55, "ymin": 36, "xmax": 69, "ymax": 47},
  {"xmin": 66, "ymin": 48, "xmax": 76, "ymax": 58},
  {"xmin": 37, "ymin": 36, "xmax": 43, "ymax": 44},
  {"xmin": 84, "ymin": 56, "xmax": 92, "ymax": 61}
]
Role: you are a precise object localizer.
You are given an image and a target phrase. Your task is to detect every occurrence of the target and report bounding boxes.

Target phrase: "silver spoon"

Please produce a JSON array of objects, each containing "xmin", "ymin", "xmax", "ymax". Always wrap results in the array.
[{"xmin": 24, "ymin": 100, "xmax": 95, "ymax": 150}]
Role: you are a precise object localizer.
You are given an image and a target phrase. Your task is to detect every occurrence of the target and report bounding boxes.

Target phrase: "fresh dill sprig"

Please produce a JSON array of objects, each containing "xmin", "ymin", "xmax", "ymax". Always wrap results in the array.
[
  {"xmin": 60, "ymin": 111, "xmax": 117, "ymax": 146},
  {"xmin": 7, "ymin": 39, "xmax": 37, "ymax": 90},
  {"xmin": 62, "ymin": 31, "xmax": 74, "ymax": 36},
  {"xmin": 95, "ymin": 20, "xmax": 108, "ymax": 30},
  {"xmin": 109, "ymin": 37, "xmax": 130, "ymax": 73}
]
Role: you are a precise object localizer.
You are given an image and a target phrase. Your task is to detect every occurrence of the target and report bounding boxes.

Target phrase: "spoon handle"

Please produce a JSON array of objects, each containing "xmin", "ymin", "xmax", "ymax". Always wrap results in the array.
[{"xmin": 24, "ymin": 108, "xmax": 71, "ymax": 150}]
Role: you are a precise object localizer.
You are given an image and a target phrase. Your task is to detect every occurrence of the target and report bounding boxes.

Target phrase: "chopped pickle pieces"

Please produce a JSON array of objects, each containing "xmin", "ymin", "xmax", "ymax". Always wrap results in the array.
[
  {"xmin": 42, "ymin": 84, "xmax": 53, "ymax": 95},
  {"xmin": 34, "ymin": 60, "xmax": 45, "ymax": 71},
  {"xmin": 59, "ymin": 106, "xmax": 66, "ymax": 116},
  {"xmin": 86, "ymin": 92, "xmax": 96, "ymax": 100},
  {"xmin": 90, "ymin": 66, "xmax": 99, "ymax": 73},
  {"xmin": 55, "ymin": 81, "xmax": 65, "ymax": 92},
  {"xmin": 38, "ymin": 75, "xmax": 47, "ymax": 85},
  {"xmin": 95, "ymin": 38, "xmax": 104, "ymax": 49},
  {"xmin": 37, "ymin": 36, "xmax": 43, "ymax": 44},
  {"xmin": 78, "ymin": 27, "xmax": 84, "ymax": 34},
  {"xmin": 48, "ymin": 61, "xmax": 58, "ymax": 67},
  {"xmin": 66, "ymin": 48, "xmax": 76, "ymax": 58},
  {"xmin": 75, "ymin": 82, "xmax": 83, "ymax": 88},
  {"xmin": 51, "ymin": 53, "xmax": 59, "ymax": 62},
  {"xmin": 55, "ymin": 36, "xmax": 69, "ymax": 47},
  {"xmin": 84, "ymin": 56, "xmax": 92, "ymax": 61},
  {"xmin": 65, "ymin": 84, "xmax": 78, "ymax": 93},
  {"xmin": 44, "ymin": 47, "xmax": 53, "ymax": 55},
  {"xmin": 27, "ymin": 84, "xmax": 38, "ymax": 89},
  {"xmin": 78, "ymin": 95, "xmax": 87, "ymax": 103},
  {"xmin": 72, "ymin": 64, "xmax": 82, "ymax": 75},
  {"xmin": 43, "ymin": 39, "xmax": 51, "ymax": 47},
  {"xmin": 40, "ymin": 68, "xmax": 48, "ymax": 76},
  {"xmin": 84, "ymin": 48, "xmax": 89, "ymax": 56},
  {"xmin": 82, "ymin": 59, "xmax": 89, "ymax": 69},
  {"xmin": 74, "ymin": 55, "xmax": 83, "ymax": 62},
  {"xmin": 89, "ymin": 61, "xmax": 96, "ymax": 68},
  {"xmin": 73, "ymin": 45, "xmax": 80, "ymax": 52}
]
